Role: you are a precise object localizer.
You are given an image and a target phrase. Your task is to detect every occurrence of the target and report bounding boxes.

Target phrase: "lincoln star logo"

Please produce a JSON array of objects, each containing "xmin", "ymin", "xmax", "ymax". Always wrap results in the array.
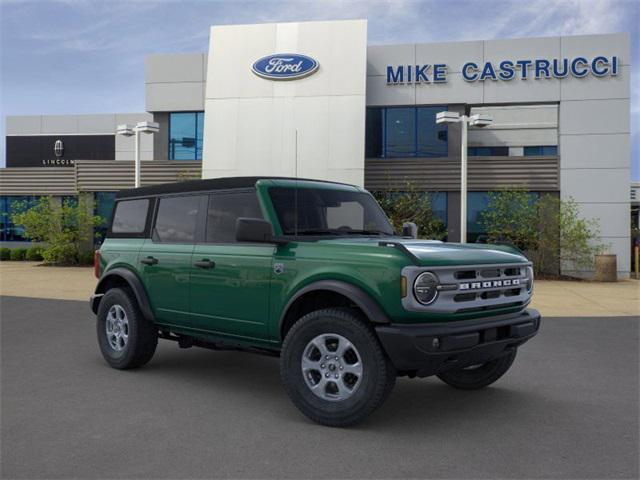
[
  {"xmin": 459, "ymin": 279, "xmax": 520, "ymax": 290},
  {"xmin": 54, "ymin": 139, "xmax": 64, "ymax": 158},
  {"xmin": 252, "ymin": 54, "xmax": 319, "ymax": 80}
]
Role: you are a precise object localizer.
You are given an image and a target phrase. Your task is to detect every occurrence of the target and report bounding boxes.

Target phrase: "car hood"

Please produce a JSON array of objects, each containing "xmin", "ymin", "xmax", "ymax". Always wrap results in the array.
[{"xmin": 318, "ymin": 237, "xmax": 528, "ymax": 266}]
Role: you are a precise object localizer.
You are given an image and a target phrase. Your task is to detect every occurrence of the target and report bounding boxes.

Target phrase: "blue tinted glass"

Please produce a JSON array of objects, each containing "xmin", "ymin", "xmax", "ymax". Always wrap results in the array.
[
  {"xmin": 95, "ymin": 192, "xmax": 117, "ymax": 245},
  {"xmin": 524, "ymin": 146, "xmax": 541, "ymax": 156},
  {"xmin": 385, "ymin": 108, "xmax": 415, "ymax": 157},
  {"xmin": 365, "ymin": 108, "xmax": 384, "ymax": 158},
  {"xmin": 417, "ymin": 107, "xmax": 447, "ymax": 157},
  {"xmin": 430, "ymin": 192, "xmax": 447, "ymax": 226},
  {"xmin": 524, "ymin": 146, "xmax": 557, "ymax": 156},
  {"xmin": 169, "ymin": 112, "xmax": 203, "ymax": 160},
  {"xmin": 196, "ymin": 112, "xmax": 205, "ymax": 160},
  {"xmin": 467, "ymin": 192, "xmax": 490, "ymax": 242},
  {"xmin": 1, "ymin": 196, "xmax": 39, "ymax": 242}
]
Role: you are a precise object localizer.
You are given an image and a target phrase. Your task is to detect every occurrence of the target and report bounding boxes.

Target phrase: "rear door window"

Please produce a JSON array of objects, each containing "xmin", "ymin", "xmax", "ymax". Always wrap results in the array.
[
  {"xmin": 153, "ymin": 195, "xmax": 202, "ymax": 243},
  {"xmin": 111, "ymin": 199, "xmax": 149, "ymax": 234},
  {"xmin": 206, "ymin": 191, "xmax": 263, "ymax": 243}
]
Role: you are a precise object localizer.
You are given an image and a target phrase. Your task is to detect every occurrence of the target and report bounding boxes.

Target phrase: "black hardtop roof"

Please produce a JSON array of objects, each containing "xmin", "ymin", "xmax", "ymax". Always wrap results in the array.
[{"xmin": 115, "ymin": 176, "xmax": 355, "ymax": 199}]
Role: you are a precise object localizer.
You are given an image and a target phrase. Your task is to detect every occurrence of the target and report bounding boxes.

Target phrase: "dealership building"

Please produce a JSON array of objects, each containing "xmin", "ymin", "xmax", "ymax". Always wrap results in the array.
[{"xmin": 0, "ymin": 20, "xmax": 633, "ymax": 277}]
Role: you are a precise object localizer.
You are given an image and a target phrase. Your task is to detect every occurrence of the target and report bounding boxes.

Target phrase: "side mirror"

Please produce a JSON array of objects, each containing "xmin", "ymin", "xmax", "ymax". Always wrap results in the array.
[
  {"xmin": 402, "ymin": 222, "xmax": 418, "ymax": 239},
  {"xmin": 236, "ymin": 217, "xmax": 279, "ymax": 244}
]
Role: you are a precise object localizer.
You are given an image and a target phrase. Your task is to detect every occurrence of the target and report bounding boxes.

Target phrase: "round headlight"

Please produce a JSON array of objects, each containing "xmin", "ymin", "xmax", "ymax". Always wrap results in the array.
[
  {"xmin": 414, "ymin": 272, "xmax": 439, "ymax": 305},
  {"xmin": 525, "ymin": 266, "xmax": 534, "ymax": 294}
]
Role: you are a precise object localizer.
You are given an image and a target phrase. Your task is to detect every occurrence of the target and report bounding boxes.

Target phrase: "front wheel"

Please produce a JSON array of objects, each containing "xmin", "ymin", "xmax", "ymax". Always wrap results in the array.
[
  {"xmin": 436, "ymin": 349, "xmax": 517, "ymax": 390},
  {"xmin": 280, "ymin": 308, "xmax": 396, "ymax": 427}
]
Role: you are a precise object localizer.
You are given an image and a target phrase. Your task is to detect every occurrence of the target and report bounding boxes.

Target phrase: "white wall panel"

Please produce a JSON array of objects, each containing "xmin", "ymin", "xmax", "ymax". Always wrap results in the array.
[
  {"xmin": 483, "ymin": 37, "xmax": 561, "ymax": 64},
  {"xmin": 560, "ymin": 99, "xmax": 629, "ymax": 135},
  {"xmin": 146, "ymin": 82, "xmax": 205, "ymax": 112},
  {"xmin": 560, "ymin": 168, "xmax": 629, "ymax": 203},
  {"xmin": 560, "ymin": 134, "xmax": 629, "ymax": 169},
  {"xmin": 41, "ymin": 116, "xmax": 78, "ymax": 134},
  {"xmin": 415, "ymin": 41, "xmax": 483, "ymax": 73},
  {"xmin": 575, "ymin": 203, "xmax": 629, "ymax": 238},
  {"xmin": 366, "ymin": 44, "xmax": 415, "ymax": 77},
  {"xmin": 366, "ymin": 75, "xmax": 414, "ymax": 106},
  {"xmin": 415, "ymin": 73, "xmax": 483, "ymax": 104},
  {"xmin": 146, "ymin": 54, "xmax": 205, "ymax": 83},
  {"xmin": 483, "ymin": 77, "xmax": 561, "ymax": 103},
  {"xmin": 560, "ymin": 33, "xmax": 630, "ymax": 65},
  {"xmin": 560, "ymin": 65, "xmax": 630, "ymax": 101},
  {"xmin": 202, "ymin": 20, "xmax": 367, "ymax": 185},
  {"xmin": 6, "ymin": 116, "xmax": 42, "ymax": 134}
]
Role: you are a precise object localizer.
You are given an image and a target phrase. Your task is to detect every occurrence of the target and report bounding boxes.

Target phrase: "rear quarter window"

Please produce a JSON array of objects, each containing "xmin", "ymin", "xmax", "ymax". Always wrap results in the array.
[{"xmin": 111, "ymin": 199, "xmax": 150, "ymax": 234}]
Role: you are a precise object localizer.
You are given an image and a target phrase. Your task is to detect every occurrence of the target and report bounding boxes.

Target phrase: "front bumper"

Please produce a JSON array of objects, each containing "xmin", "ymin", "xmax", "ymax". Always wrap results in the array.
[{"xmin": 375, "ymin": 309, "xmax": 541, "ymax": 377}]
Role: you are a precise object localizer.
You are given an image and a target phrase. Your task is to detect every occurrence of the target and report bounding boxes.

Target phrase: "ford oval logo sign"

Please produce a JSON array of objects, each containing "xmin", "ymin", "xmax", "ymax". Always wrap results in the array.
[{"xmin": 252, "ymin": 53, "xmax": 319, "ymax": 80}]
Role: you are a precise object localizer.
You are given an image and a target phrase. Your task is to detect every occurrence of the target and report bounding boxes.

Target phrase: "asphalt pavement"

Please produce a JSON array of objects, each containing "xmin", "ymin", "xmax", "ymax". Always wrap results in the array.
[{"xmin": 1, "ymin": 296, "xmax": 638, "ymax": 479}]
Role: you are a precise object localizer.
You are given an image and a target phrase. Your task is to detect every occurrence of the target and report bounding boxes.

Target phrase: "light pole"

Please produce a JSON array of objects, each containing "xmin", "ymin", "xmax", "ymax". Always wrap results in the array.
[
  {"xmin": 116, "ymin": 121, "xmax": 159, "ymax": 188},
  {"xmin": 436, "ymin": 111, "xmax": 492, "ymax": 243}
]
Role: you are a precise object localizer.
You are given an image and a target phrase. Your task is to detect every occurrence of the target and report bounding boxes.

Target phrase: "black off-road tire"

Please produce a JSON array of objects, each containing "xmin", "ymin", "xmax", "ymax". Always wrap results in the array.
[
  {"xmin": 436, "ymin": 348, "xmax": 517, "ymax": 390},
  {"xmin": 96, "ymin": 287, "xmax": 158, "ymax": 370},
  {"xmin": 280, "ymin": 308, "xmax": 396, "ymax": 427}
]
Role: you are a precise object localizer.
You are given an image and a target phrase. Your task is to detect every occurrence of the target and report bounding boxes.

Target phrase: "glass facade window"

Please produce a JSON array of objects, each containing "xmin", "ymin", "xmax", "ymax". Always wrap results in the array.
[
  {"xmin": 430, "ymin": 192, "xmax": 448, "ymax": 227},
  {"xmin": 169, "ymin": 112, "xmax": 204, "ymax": 160},
  {"xmin": 365, "ymin": 106, "xmax": 448, "ymax": 158},
  {"xmin": 94, "ymin": 192, "xmax": 117, "ymax": 244},
  {"xmin": 0, "ymin": 196, "xmax": 40, "ymax": 242},
  {"xmin": 468, "ymin": 146, "xmax": 509, "ymax": 156},
  {"xmin": 524, "ymin": 145, "xmax": 558, "ymax": 156}
]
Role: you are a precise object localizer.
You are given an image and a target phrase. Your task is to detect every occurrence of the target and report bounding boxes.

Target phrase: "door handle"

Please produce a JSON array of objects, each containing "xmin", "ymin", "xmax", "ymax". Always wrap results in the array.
[
  {"xmin": 140, "ymin": 256, "xmax": 158, "ymax": 266},
  {"xmin": 194, "ymin": 259, "xmax": 215, "ymax": 269}
]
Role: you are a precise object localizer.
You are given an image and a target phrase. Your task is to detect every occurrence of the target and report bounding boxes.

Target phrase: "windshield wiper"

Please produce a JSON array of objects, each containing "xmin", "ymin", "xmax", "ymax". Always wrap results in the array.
[
  {"xmin": 294, "ymin": 229, "xmax": 339, "ymax": 235},
  {"xmin": 295, "ymin": 229, "xmax": 391, "ymax": 236},
  {"xmin": 339, "ymin": 229, "xmax": 390, "ymax": 236}
]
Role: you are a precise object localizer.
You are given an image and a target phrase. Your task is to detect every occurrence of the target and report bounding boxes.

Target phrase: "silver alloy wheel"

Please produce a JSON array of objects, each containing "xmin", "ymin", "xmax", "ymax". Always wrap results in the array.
[
  {"xmin": 105, "ymin": 304, "xmax": 129, "ymax": 352},
  {"xmin": 301, "ymin": 333, "xmax": 363, "ymax": 402}
]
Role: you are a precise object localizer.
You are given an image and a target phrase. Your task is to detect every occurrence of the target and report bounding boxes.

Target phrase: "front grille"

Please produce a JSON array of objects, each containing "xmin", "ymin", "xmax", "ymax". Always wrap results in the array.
[{"xmin": 402, "ymin": 262, "xmax": 532, "ymax": 314}]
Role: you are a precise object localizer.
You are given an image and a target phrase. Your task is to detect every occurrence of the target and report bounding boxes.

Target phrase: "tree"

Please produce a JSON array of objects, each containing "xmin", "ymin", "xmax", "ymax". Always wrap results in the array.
[
  {"xmin": 480, "ymin": 188, "xmax": 604, "ymax": 276},
  {"xmin": 11, "ymin": 196, "xmax": 104, "ymax": 265},
  {"xmin": 373, "ymin": 183, "xmax": 447, "ymax": 240}
]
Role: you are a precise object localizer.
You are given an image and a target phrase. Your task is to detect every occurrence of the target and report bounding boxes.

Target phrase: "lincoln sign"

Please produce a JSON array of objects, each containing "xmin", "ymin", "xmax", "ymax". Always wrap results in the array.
[{"xmin": 386, "ymin": 55, "xmax": 620, "ymax": 84}]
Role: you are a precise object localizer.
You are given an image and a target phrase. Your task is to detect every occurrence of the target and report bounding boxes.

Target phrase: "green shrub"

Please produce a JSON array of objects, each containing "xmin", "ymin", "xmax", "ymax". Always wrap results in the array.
[
  {"xmin": 25, "ymin": 246, "xmax": 44, "ymax": 261},
  {"xmin": 78, "ymin": 251, "xmax": 95, "ymax": 266},
  {"xmin": 9, "ymin": 248, "xmax": 27, "ymax": 261},
  {"xmin": 0, "ymin": 247, "xmax": 11, "ymax": 261},
  {"xmin": 480, "ymin": 189, "xmax": 604, "ymax": 276},
  {"xmin": 10, "ymin": 196, "xmax": 103, "ymax": 265}
]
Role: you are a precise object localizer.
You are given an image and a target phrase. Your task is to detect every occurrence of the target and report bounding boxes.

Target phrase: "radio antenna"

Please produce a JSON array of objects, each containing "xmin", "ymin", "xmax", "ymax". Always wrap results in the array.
[{"xmin": 294, "ymin": 128, "xmax": 299, "ymax": 238}]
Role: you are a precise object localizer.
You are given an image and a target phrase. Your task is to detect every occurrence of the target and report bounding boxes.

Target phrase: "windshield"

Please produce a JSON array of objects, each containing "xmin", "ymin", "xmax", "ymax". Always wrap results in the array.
[{"xmin": 268, "ymin": 187, "xmax": 395, "ymax": 237}]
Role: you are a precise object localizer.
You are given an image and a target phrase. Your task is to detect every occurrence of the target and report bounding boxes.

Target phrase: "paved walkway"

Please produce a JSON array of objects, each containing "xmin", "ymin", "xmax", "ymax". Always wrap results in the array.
[{"xmin": 0, "ymin": 261, "xmax": 638, "ymax": 317}]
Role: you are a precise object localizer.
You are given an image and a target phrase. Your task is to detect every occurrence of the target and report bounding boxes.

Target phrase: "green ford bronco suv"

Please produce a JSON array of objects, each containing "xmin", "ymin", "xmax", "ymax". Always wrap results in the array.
[{"xmin": 91, "ymin": 177, "xmax": 540, "ymax": 427}]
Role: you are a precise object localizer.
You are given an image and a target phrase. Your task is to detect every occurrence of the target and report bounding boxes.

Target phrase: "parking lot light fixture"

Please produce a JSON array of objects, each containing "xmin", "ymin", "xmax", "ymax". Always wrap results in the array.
[
  {"xmin": 436, "ymin": 111, "xmax": 493, "ymax": 243},
  {"xmin": 116, "ymin": 122, "xmax": 159, "ymax": 188}
]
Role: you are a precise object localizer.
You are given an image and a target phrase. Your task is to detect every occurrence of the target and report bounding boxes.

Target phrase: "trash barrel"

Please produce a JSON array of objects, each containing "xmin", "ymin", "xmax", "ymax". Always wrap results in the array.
[{"xmin": 594, "ymin": 254, "xmax": 617, "ymax": 282}]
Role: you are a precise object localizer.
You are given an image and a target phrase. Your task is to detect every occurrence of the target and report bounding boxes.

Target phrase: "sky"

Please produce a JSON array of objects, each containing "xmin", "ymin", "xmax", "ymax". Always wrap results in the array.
[{"xmin": 1, "ymin": 0, "xmax": 638, "ymax": 179}]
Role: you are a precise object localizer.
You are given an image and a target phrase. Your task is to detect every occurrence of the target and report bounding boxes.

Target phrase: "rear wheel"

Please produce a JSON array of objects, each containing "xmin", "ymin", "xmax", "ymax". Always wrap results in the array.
[
  {"xmin": 280, "ymin": 308, "xmax": 396, "ymax": 427},
  {"xmin": 436, "ymin": 349, "xmax": 517, "ymax": 390},
  {"xmin": 97, "ymin": 287, "xmax": 158, "ymax": 370}
]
